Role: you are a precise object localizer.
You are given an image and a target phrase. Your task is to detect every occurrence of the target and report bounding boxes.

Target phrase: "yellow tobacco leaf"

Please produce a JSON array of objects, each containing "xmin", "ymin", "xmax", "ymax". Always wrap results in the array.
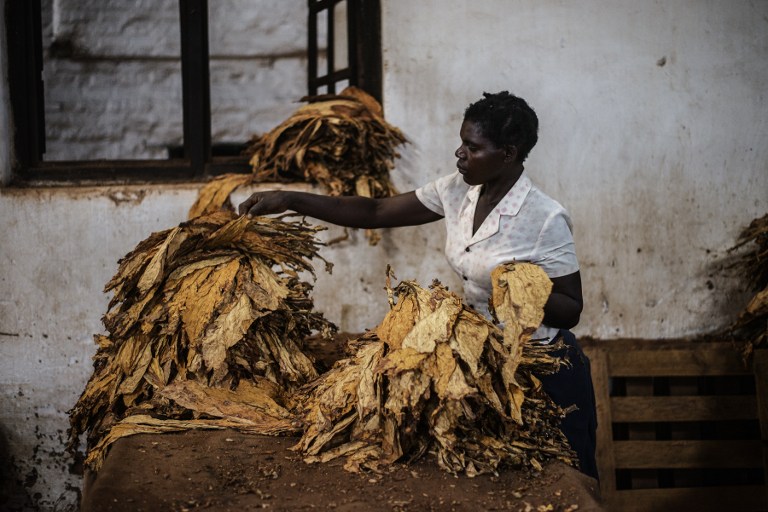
[
  {"xmin": 384, "ymin": 367, "xmax": 433, "ymax": 421},
  {"xmin": 433, "ymin": 343, "xmax": 476, "ymax": 401},
  {"xmin": 400, "ymin": 296, "xmax": 462, "ymax": 353},
  {"xmin": 158, "ymin": 378, "xmax": 297, "ymax": 427},
  {"xmin": 243, "ymin": 259, "xmax": 290, "ymax": 311},
  {"xmin": 188, "ymin": 173, "xmax": 253, "ymax": 219},
  {"xmin": 376, "ymin": 284, "xmax": 432, "ymax": 349},
  {"xmin": 166, "ymin": 254, "xmax": 235, "ymax": 283},
  {"xmin": 303, "ymin": 440, "xmax": 370, "ymax": 465},
  {"xmin": 490, "ymin": 262, "xmax": 552, "ymax": 339},
  {"xmin": 375, "ymin": 347, "xmax": 428, "ymax": 374},
  {"xmin": 136, "ymin": 227, "xmax": 188, "ymax": 294},
  {"xmin": 178, "ymin": 258, "xmax": 240, "ymax": 344},
  {"xmin": 302, "ymin": 413, "xmax": 358, "ymax": 457},
  {"xmin": 200, "ymin": 293, "xmax": 261, "ymax": 384},
  {"xmin": 115, "ymin": 336, "xmax": 153, "ymax": 396},
  {"xmin": 745, "ymin": 286, "xmax": 768, "ymax": 316},
  {"xmin": 449, "ymin": 311, "xmax": 490, "ymax": 375},
  {"xmin": 355, "ymin": 176, "xmax": 373, "ymax": 198}
]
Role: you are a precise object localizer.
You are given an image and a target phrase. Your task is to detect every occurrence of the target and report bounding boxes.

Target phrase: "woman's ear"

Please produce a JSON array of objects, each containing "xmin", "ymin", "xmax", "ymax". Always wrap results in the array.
[{"xmin": 504, "ymin": 145, "xmax": 518, "ymax": 162}]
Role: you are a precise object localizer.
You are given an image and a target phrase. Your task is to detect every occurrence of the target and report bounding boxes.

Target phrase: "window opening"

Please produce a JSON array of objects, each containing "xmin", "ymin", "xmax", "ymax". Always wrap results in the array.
[
  {"xmin": 207, "ymin": 1, "xmax": 307, "ymax": 158},
  {"xmin": 42, "ymin": 1, "xmax": 184, "ymax": 162},
  {"xmin": 5, "ymin": 0, "xmax": 382, "ymax": 184}
]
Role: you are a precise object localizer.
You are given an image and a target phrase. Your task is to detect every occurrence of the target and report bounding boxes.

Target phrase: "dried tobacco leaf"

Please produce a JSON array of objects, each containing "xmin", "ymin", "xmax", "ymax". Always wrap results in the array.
[
  {"xmin": 247, "ymin": 87, "xmax": 405, "ymax": 197},
  {"xmin": 187, "ymin": 87, "xmax": 407, "ymax": 245},
  {"xmin": 724, "ymin": 213, "xmax": 768, "ymax": 361},
  {"xmin": 68, "ymin": 211, "xmax": 335, "ymax": 470},
  {"xmin": 294, "ymin": 263, "xmax": 575, "ymax": 476},
  {"xmin": 189, "ymin": 173, "xmax": 253, "ymax": 220}
]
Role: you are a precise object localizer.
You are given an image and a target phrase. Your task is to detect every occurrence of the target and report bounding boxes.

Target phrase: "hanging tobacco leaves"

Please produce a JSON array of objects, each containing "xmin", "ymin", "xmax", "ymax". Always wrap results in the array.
[
  {"xmin": 246, "ymin": 86, "xmax": 405, "ymax": 198},
  {"xmin": 726, "ymin": 212, "xmax": 768, "ymax": 360},
  {"xmin": 293, "ymin": 263, "xmax": 575, "ymax": 477},
  {"xmin": 188, "ymin": 86, "xmax": 407, "ymax": 245},
  {"xmin": 68, "ymin": 212, "xmax": 336, "ymax": 470}
]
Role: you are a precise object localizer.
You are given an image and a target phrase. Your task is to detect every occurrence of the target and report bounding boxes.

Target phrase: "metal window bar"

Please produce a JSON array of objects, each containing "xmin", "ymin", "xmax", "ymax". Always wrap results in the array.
[
  {"xmin": 179, "ymin": 0, "xmax": 212, "ymax": 178},
  {"xmin": 5, "ymin": 0, "xmax": 45, "ymax": 169},
  {"xmin": 307, "ymin": 0, "xmax": 381, "ymax": 103}
]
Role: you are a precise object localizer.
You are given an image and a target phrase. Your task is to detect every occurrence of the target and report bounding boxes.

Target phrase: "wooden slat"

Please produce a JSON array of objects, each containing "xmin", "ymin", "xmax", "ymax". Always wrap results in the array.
[
  {"xmin": 753, "ymin": 350, "xmax": 768, "ymax": 509},
  {"xmin": 609, "ymin": 486, "xmax": 767, "ymax": 512},
  {"xmin": 611, "ymin": 395, "xmax": 758, "ymax": 422},
  {"xmin": 613, "ymin": 440, "xmax": 764, "ymax": 469},
  {"xmin": 580, "ymin": 340, "xmax": 767, "ymax": 511},
  {"xmin": 582, "ymin": 346, "xmax": 616, "ymax": 502},
  {"xmin": 608, "ymin": 347, "xmax": 750, "ymax": 377}
]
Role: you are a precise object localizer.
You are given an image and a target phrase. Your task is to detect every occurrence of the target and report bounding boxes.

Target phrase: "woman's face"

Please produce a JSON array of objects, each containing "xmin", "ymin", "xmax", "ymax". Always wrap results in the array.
[{"xmin": 454, "ymin": 120, "xmax": 509, "ymax": 186}]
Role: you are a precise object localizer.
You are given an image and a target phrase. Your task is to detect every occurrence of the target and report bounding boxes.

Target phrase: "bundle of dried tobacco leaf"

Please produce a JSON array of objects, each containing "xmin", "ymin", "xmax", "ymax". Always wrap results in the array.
[
  {"xmin": 188, "ymin": 87, "xmax": 407, "ymax": 245},
  {"xmin": 294, "ymin": 264, "xmax": 575, "ymax": 476},
  {"xmin": 68, "ymin": 211, "xmax": 336, "ymax": 470},
  {"xmin": 245, "ymin": 86, "xmax": 405, "ymax": 199},
  {"xmin": 727, "ymin": 213, "xmax": 768, "ymax": 359}
]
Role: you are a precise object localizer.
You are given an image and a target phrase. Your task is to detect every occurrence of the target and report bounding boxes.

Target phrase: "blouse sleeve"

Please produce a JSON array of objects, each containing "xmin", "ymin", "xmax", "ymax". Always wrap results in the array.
[
  {"xmin": 532, "ymin": 209, "xmax": 580, "ymax": 278},
  {"xmin": 415, "ymin": 171, "xmax": 469, "ymax": 217},
  {"xmin": 415, "ymin": 178, "xmax": 446, "ymax": 216}
]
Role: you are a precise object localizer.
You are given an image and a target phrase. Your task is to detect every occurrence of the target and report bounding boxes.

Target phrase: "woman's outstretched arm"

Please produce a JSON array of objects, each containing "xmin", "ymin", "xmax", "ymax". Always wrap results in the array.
[{"xmin": 238, "ymin": 190, "xmax": 443, "ymax": 229}]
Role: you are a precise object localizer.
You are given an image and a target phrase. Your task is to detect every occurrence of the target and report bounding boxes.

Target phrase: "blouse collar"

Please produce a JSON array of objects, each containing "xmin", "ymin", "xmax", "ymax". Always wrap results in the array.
[{"xmin": 466, "ymin": 172, "xmax": 533, "ymax": 244}]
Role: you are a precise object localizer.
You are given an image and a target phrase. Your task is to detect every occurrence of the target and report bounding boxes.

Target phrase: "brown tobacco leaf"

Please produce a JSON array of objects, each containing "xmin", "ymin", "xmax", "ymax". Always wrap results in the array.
[
  {"xmin": 188, "ymin": 87, "xmax": 407, "ymax": 245},
  {"xmin": 158, "ymin": 378, "xmax": 297, "ymax": 427},
  {"xmin": 294, "ymin": 263, "xmax": 575, "ymax": 477},
  {"xmin": 745, "ymin": 286, "xmax": 768, "ymax": 317},
  {"xmin": 68, "ymin": 211, "xmax": 335, "ymax": 470},
  {"xmin": 724, "ymin": 213, "xmax": 768, "ymax": 361},
  {"xmin": 189, "ymin": 173, "xmax": 253, "ymax": 220}
]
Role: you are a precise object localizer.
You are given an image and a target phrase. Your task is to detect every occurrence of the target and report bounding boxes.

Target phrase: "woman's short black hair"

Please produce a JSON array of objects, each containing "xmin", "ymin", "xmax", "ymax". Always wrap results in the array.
[{"xmin": 463, "ymin": 91, "xmax": 539, "ymax": 162}]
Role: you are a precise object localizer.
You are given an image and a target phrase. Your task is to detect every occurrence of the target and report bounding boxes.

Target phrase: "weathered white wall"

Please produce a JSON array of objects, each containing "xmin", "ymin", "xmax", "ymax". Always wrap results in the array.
[
  {"xmin": 1, "ymin": 0, "xmax": 766, "ymax": 509},
  {"xmin": 381, "ymin": 0, "xmax": 768, "ymax": 339}
]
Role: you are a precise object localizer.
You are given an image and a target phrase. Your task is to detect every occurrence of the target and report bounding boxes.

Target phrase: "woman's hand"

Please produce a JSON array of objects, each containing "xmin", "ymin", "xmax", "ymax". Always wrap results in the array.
[{"xmin": 238, "ymin": 191, "xmax": 292, "ymax": 217}]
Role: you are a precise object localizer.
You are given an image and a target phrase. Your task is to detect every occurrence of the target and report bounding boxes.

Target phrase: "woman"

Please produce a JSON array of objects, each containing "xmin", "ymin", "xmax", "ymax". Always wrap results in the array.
[{"xmin": 238, "ymin": 91, "xmax": 598, "ymax": 480}]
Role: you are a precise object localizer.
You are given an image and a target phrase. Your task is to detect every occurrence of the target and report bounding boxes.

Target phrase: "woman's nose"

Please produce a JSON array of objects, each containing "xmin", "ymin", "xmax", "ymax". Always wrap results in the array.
[{"xmin": 455, "ymin": 146, "xmax": 464, "ymax": 159}]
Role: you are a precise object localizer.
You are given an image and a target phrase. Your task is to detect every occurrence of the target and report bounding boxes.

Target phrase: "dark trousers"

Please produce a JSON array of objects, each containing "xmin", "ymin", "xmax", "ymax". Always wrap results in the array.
[{"xmin": 537, "ymin": 330, "xmax": 599, "ymax": 480}]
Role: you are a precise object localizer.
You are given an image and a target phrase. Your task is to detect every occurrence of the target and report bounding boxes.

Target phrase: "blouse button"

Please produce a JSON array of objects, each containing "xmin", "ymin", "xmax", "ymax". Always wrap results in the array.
[
  {"xmin": 465, "ymin": 246, "xmax": 471, "ymax": 252},
  {"xmin": 462, "ymin": 275, "xmax": 468, "ymax": 281}
]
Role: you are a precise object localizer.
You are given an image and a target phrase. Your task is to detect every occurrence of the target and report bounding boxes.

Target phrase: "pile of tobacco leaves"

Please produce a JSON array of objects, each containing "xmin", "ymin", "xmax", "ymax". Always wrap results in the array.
[
  {"xmin": 726, "ymin": 212, "xmax": 768, "ymax": 359},
  {"xmin": 189, "ymin": 86, "xmax": 407, "ymax": 245},
  {"xmin": 69, "ymin": 212, "xmax": 574, "ymax": 478},
  {"xmin": 294, "ymin": 264, "xmax": 575, "ymax": 476},
  {"xmin": 67, "ymin": 212, "xmax": 335, "ymax": 470}
]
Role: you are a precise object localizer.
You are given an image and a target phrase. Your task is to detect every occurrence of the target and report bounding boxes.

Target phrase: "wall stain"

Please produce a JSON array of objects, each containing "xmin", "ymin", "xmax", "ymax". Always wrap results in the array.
[{"xmin": 107, "ymin": 189, "xmax": 147, "ymax": 206}]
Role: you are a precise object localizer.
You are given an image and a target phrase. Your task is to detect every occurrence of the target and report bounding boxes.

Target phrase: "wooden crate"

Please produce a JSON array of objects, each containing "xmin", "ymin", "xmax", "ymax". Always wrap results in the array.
[{"xmin": 581, "ymin": 339, "xmax": 768, "ymax": 512}]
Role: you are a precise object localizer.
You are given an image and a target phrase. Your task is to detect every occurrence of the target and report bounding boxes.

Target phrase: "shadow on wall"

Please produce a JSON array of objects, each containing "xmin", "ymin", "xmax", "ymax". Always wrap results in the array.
[{"xmin": 0, "ymin": 425, "xmax": 36, "ymax": 512}]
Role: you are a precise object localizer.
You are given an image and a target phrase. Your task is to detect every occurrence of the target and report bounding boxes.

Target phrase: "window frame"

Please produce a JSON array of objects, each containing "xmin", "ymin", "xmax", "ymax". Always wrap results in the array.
[
  {"xmin": 5, "ymin": 0, "xmax": 382, "ymax": 186},
  {"xmin": 308, "ymin": 0, "xmax": 382, "ymax": 102}
]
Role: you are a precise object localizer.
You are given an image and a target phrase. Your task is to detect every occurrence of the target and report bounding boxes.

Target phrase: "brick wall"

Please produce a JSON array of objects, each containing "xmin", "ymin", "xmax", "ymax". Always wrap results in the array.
[{"xmin": 41, "ymin": 0, "xmax": 313, "ymax": 160}]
